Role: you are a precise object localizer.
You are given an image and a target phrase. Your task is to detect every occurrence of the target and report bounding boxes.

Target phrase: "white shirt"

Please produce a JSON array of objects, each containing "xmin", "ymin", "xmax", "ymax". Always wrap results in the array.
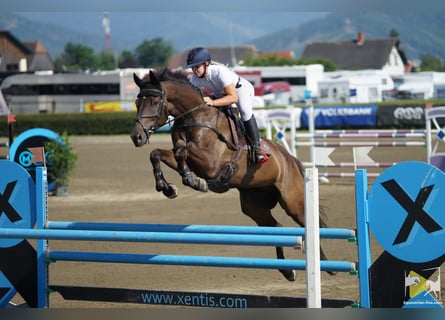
[{"xmin": 189, "ymin": 64, "xmax": 239, "ymax": 99}]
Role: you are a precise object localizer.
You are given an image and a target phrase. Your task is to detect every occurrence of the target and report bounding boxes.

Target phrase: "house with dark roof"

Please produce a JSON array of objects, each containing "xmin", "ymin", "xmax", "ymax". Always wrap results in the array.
[
  {"xmin": 0, "ymin": 31, "xmax": 31, "ymax": 72},
  {"xmin": 168, "ymin": 45, "xmax": 259, "ymax": 69},
  {"xmin": 302, "ymin": 32, "xmax": 410, "ymax": 76},
  {"xmin": 0, "ymin": 31, "xmax": 54, "ymax": 75},
  {"xmin": 24, "ymin": 41, "xmax": 54, "ymax": 71}
]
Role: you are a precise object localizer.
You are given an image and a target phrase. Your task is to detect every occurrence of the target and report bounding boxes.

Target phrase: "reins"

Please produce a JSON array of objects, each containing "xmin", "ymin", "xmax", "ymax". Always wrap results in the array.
[{"xmin": 135, "ymin": 81, "xmax": 239, "ymax": 151}]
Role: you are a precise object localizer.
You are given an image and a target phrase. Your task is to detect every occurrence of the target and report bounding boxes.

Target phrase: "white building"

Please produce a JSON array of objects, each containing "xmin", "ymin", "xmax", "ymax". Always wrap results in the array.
[
  {"xmin": 396, "ymin": 72, "xmax": 445, "ymax": 99},
  {"xmin": 317, "ymin": 70, "xmax": 395, "ymax": 104}
]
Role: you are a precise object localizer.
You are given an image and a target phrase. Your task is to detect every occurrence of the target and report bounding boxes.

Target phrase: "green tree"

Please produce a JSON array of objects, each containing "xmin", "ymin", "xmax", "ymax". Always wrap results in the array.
[
  {"xmin": 118, "ymin": 50, "xmax": 140, "ymax": 68},
  {"xmin": 420, "ymin": 53, "xmax": 445, "ymax": 71},
  {"xmin": 54, "ymin": 42, "xmax": 98, "ymax": 71},
  {"xmin": 134, "ymin": 37, "xmax": 175, "ymax": 68},
  {"xmin": 389, "ymin": 28, "xmax": 399, "ymax": 38},
  {"xmin": 97, "ymin": 50, "xmax": 116, "ymax": 70}
]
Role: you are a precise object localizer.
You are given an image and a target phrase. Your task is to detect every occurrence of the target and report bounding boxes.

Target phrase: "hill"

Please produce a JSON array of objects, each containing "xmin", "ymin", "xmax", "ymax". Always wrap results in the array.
[
  {"xmin": 0, "ymin": 12, "xmax": 443, "ymax": 62},
  {"xmin": 250, "ymin": 12, "xmax": 445, "ymax": 61},
  {"xmin": 2, "ymin": 12, "xmax": 324, "ymax": 58}
]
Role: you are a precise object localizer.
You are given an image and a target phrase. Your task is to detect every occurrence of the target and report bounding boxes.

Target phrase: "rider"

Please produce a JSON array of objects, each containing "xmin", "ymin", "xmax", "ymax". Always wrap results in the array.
[{"xmin": 185, "ymin": 47, "xmax": 269, "ymax": 165}]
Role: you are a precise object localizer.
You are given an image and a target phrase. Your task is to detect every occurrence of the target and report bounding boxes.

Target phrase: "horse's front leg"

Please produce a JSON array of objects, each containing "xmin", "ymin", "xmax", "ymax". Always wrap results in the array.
[
  {"xmin": 150, "ymin": 148, "xmax": 179, "ymax": 199},
  {"xmin": 175, "ymin": 146, "xmax": 208, "ymax": 193}
]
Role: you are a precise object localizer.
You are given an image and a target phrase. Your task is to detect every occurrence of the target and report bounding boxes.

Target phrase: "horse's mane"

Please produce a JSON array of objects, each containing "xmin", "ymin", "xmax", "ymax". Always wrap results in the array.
[{"xmin": 143, "ymin": 67, "xmax": 195, "ymax": 89}]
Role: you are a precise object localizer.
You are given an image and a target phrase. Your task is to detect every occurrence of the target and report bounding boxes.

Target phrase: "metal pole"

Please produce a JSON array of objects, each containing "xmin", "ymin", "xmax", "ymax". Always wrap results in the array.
[{"xmin": 305, "ymin": 167, "xmax": 321, "ymax": 308}]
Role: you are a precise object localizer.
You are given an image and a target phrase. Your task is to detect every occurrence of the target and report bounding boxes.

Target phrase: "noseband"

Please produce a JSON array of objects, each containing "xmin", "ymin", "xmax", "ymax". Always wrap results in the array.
[{"xmin": 134, "ymin": 88, "xmax": 168, "ymax": 138}]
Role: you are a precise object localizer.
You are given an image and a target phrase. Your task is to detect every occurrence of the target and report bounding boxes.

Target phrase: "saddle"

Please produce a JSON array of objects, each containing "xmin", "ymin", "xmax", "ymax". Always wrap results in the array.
[
  {"xmin": 223, "ymin": 106, "xmax": 270, "ymax": 157},
  {"xmin": 206, "ymin": 106, "xmax": 270, "ymax": 193}
]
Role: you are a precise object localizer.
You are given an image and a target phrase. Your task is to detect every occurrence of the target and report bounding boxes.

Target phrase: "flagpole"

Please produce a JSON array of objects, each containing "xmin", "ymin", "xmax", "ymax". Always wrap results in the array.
[{"xmin": 353, "ymin": 147, "xmax": 357, "ymax": 171}]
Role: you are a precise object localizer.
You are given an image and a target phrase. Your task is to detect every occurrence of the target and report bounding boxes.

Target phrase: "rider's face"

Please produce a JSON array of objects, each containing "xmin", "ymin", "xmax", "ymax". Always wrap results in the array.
[{"xmin": 192, "ymin": 63, "xmax": 206, "ymax": 77}]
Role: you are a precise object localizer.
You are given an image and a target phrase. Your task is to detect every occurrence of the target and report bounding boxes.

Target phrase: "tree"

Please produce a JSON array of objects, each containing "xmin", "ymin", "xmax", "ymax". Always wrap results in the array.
[
  {"xmin": 134, "ymin": 37, "xmax": 175, "ymax": 68},
  {"xmin": 118, "ymin": 50, "xmax": 140, "ymax": 68},
  {"xmin": 389, "ymin": 28, "xmax": 399, "ymax": 38},
  {"xmin": 54, "ymin": 42, "xmax": 98, "ymax": 71},
  {"xmin": 420, "ymin": 54, "xmax": 445, "ymax": 71},
  {"xmin": 96, "ymin": 50, "xmax": 116, "ymax": 70}
]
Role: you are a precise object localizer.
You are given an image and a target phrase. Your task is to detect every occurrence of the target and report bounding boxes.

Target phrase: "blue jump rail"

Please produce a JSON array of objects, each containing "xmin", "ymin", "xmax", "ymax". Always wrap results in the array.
[
  {"xmin": 46, "ymin": 221, "xmax": 356, "ymax": 240},
  {"xmin": 47, "ymin": 250, "xmax": 356, "ymax": 273},
  {"xmin": 0, "ymin": 228, "xmax": 303, "ymax": 247}
]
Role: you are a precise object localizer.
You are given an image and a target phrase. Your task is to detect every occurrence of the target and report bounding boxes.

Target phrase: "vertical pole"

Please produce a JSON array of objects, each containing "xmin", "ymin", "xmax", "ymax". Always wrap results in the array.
[
  {"xmin": 305, "ymin": 167, "xmax": 321, "ymax": 308},
  {"xmin": 290, "ymin": 105, "xmax": 297, "ymax": 157},
  {"xmin": 265, "ymin": 111, "xmax": 272, "ymax": 140},
  {"xmin": 36, "ymin": 166, "xmax": 49, "ymax": 308},
  {"xmin": 308, "ymin": 105, "xmax": 316, "ymax": 166},
  {"xmin": 425, "ymin": 107, "xmax": 432, "ymax": 164},
  {"xmin": 7, "ymin": 114, "xmax": 15, "ymax": 157},
  {"xmin": 355, "ymin": 169, "xmax": 371, "ymax": 308}
]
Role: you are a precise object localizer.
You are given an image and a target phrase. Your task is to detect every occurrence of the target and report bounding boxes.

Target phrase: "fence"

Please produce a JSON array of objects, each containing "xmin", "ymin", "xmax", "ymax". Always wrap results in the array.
[
  {"xmin": 264, "ymin": 106, "xmax": 444, "ymax": 179},
  {"xmin": 0, "ymin": 162, "xmax": 370, "ymax": 308}
]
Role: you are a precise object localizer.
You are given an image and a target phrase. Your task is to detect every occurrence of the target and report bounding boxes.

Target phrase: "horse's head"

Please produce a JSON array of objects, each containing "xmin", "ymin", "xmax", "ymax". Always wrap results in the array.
[{"xmin": 131, "ymin": 70, "xmax": 169, "ymax": 147}]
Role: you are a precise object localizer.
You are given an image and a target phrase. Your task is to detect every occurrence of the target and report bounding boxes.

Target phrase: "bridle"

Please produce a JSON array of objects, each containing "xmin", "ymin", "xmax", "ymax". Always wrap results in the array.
[
  {"xmin": 134, "ymin": 86, "xmax": 205, "ymax": 140},
  {"xmin": 134, "ymin": 88, "xmax": 168, "ymax": 138}
]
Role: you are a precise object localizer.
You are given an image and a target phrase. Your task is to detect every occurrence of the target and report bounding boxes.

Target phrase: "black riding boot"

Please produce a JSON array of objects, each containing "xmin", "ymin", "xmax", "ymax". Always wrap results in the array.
[{"xmin": 243, "ymin": 115, "xmax": 269, "ymax": 165}]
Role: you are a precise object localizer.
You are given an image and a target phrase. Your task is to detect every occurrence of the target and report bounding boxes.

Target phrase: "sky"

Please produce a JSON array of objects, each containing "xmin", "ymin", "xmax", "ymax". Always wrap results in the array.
[{"xmin": 2, "ymin": 0, "xmax": 445, "ymax": 12}]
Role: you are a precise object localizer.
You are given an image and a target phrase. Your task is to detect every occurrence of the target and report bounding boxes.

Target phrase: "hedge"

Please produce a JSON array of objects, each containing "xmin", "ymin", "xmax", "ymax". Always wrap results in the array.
[{"xmin": 0, "ymin": 112, "xmax": 136, "ymax": 137}]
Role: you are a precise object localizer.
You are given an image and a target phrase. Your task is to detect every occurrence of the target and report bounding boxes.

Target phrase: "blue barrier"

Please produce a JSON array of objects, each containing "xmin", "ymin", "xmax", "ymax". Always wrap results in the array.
[{"xmin": 0, "ymin": 162, "xmax": 368, "ymax": 308}]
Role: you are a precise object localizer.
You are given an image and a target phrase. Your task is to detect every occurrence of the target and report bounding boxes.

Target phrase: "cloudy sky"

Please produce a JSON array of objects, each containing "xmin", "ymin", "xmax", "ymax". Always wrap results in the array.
[{"xmin": 2, "ymin": 0, "xmax": 444, "ymax": 12}]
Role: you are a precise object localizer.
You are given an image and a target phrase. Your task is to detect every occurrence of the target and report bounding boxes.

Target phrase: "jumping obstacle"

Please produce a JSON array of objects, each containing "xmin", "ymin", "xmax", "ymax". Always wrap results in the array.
[
  {"xmin": 0, "ymin": 161, "xmax": 366, "ymax": 308},
  {"xmin": 1, "ymin": 159, "xmax": 442, "ymax": 308},
  {"xmin": 264, "ymin": 107, "xmax": 430, "ymax": 179}
]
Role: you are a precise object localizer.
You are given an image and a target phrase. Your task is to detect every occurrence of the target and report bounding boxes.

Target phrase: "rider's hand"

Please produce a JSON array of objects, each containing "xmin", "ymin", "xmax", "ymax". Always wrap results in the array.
[{"xmin": 203, "ymin": 96, "xmax": 214, "ymax": 106}]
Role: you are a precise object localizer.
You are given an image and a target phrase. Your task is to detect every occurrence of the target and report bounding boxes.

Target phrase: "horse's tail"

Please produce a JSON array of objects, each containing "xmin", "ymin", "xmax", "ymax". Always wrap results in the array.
[{"xmin": 293, "ymin": 156, "xmax": 329, "ymax": 229}]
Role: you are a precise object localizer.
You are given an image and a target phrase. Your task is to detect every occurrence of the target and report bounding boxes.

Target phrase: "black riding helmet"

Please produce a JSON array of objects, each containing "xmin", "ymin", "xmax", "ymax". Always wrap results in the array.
[{"xmin": 186, "ymin": 47, "xmax": 211, "ymax": 68}]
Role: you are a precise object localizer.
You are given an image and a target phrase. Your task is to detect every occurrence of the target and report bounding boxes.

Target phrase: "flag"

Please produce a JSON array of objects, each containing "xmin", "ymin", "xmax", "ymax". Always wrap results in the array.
[
  {"xmin": 353, "ymin": 146, "xmax": 375, "ymax": 168},
  {"xmin": 7, "ymin": 114, "xmax": 16, "ymax": 123},
  {"xmin": 314, "ymin": 147, "xmax": 335, "ymax": 166},
  {"xmin": 28, "ymin": 147, "xmax": 46, "ymax": 167}
]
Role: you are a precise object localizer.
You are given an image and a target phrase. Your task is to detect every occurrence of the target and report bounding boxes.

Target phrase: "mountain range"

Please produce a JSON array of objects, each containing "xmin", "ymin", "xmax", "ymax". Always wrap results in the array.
[{"xmin": 1, "ymin": 12, "xmax": 444, "ymax": 63}]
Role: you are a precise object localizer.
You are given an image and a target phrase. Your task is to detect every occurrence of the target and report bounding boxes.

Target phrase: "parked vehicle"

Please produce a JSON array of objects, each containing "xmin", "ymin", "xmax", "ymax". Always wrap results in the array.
[{"xmin": 0, "ymin": 68, "xmax": 150, "ymax": 114}]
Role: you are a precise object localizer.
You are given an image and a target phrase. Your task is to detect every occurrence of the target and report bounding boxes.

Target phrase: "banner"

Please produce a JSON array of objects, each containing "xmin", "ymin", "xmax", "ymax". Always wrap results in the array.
[
  {"xmin": 84, "ymin": 101, "xmax": 123, "ymax": 113},
  {"xmin": 376, "ymin": 105, "xmax": 426, "ymax": 128},
  {"xmin": 300, "ymin": 105, "xmax": 377, "ymax": 128}
]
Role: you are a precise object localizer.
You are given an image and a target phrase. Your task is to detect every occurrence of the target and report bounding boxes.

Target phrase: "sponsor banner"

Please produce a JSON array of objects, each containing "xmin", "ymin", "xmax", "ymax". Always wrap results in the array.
[
  {"xmin": 301, "ymin": 105, "xmax": 377, "ymax": 128},
  {"xmin": 84, "ymin": 101, "xmax": 136, "ymax": 113},
  {"xmin": 376, "ymin": 105, "xmax": 426, "ymax": 128}
]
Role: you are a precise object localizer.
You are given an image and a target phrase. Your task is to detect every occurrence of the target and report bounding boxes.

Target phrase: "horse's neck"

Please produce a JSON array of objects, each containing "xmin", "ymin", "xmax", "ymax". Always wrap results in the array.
[{"xmin": 165, "ymin": 82, "xmax": 203, "ymax": 116}]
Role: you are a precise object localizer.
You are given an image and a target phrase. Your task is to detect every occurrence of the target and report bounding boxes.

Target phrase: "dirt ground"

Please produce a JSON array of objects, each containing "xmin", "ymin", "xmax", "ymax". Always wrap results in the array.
[{"xmin": 15, "ymin": 133, "xmax": 442, "ymax": 308}]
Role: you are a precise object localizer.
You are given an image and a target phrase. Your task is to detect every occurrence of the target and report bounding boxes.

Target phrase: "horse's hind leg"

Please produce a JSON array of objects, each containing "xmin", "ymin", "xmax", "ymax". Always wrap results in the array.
[
  {"xmin": 239, "ymin": 189, "xmax": 296, "ymax": 282},
  {"xmin": 278, "ymin": 184, "xmax": 336, "ymax": 276}
]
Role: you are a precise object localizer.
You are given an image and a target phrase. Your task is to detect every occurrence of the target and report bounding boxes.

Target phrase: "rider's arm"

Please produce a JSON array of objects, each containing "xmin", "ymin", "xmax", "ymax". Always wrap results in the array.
[{"xmin": 204, "ymin": 83, "xmax": 238, "ymax": 107}]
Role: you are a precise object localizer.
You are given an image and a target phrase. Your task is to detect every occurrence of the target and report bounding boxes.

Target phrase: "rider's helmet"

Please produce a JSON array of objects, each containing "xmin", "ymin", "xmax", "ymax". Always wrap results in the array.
[{"xmin": 186, "ymin": 47, "xmax": 211, "ymax": 68}]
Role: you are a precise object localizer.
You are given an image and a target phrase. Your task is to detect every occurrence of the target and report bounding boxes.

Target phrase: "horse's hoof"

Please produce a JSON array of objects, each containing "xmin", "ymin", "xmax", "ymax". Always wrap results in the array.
[
  {"xmin": 287, "ymin": 270, "xmax": 296, "ymax": 281},
  {"xmin": 327, "ymin": 270, "xmax": 337, "ymax": 276},
  {"xmin": 163, "ymin": 184, "xmax": 178, "ymax": 199},
  {"xmin": 197, "ymin": 178, "xmax": 208, "ymax": 192},
  {"xmin": 279, "ymin": 269, "xmax": 296, "ymax": 282}
]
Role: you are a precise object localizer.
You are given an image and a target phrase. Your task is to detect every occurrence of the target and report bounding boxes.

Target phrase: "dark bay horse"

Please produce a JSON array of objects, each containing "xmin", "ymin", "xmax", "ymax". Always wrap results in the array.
[{"xmin": 130, "ymin": 68, "xmax": 333, "ymax": 281}]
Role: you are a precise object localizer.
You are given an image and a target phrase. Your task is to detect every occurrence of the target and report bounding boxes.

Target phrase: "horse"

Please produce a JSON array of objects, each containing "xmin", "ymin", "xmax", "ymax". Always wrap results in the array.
[{"xmin": 130, "ymin": 67, "xmax": 333, "ymax": 281}]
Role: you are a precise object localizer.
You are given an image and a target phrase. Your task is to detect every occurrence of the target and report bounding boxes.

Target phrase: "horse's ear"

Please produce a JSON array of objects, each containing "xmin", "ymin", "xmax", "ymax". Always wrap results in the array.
[
  {"xmin": 133, "ymin": 73, "xmax": 143, "ymax": 88},
  {"xmin": 149, "ymin": 70, "xmax": 162, "ymax": 89}
]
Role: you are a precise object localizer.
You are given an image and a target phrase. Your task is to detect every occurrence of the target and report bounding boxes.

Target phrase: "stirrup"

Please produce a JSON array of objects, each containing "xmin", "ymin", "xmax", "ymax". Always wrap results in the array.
[{"xmin": 254, "ymin": 149, "xmax": 269, "ymax": 166}]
